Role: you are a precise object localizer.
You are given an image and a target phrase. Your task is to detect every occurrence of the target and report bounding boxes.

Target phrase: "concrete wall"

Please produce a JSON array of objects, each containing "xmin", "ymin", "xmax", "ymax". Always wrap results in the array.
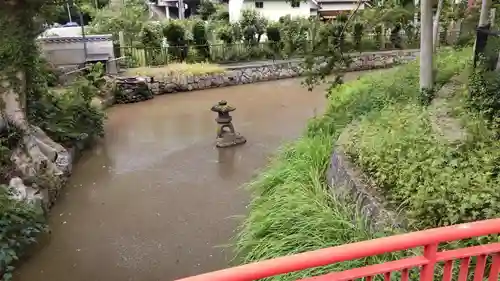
[{"xmin": 38, "ymin": 35, "xmax": 115, "ymax": 66}]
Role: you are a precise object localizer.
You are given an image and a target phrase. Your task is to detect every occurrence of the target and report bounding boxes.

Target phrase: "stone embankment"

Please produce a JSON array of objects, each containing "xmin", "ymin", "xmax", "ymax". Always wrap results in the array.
[{"xmin": 113, "ymin": 50, "xmax": 419, "ymax": 103}]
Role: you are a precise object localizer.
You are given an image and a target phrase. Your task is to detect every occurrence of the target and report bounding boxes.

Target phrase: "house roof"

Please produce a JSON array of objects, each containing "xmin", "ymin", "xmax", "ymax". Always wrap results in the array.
[{"xmin": 37, "ymin": 35, "xmax": 113, "ymax": 43}]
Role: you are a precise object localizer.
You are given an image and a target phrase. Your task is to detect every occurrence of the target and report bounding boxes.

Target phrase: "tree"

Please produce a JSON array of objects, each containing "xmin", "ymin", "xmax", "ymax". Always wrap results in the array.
[
  {"xmin": 197, "ymin": 0, "xmax": 217, "ymax": 20},
  {"xmin": 1, "ymin": 0, "xmax": 72, "ymax": 191},
  {"xmin": 88, "ymin": 0, "xmax": 148, "ymax": 43},
  {"xmin": 240, "ymin": 9, "xmax": 268, "ymax": 44}
]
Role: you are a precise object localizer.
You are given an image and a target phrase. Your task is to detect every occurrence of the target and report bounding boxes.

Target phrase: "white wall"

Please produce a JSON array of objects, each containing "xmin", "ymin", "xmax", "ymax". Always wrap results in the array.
[
  {"xmin": 237, "ymin": 0, "xmax": 315, "ymax": 22},
  {"xmin": 319, "ymin": 2, "xmax": 365, "ymax": 11},
  {"xmin": 229, "ymin": 0, "xmax": 245, "ymax": 22}
]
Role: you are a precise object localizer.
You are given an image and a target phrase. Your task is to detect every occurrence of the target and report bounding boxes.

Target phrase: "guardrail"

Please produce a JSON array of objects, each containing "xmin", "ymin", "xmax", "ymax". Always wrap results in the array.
[{"xmin": 176, "ymin": 219, "xmax": 500, "ymax": 281}]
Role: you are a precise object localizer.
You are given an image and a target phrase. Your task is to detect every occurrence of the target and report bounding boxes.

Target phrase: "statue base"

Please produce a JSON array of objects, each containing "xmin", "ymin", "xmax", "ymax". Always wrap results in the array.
[{"xmin": 216, "ymin": 133, "xmax": 247, "ymax": 148}]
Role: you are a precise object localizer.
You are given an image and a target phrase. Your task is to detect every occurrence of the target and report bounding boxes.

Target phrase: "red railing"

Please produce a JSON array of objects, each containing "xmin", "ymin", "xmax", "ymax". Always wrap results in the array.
[{"xmin": 176, "ymin": 218, "xmax": 500, "ymax": 281}]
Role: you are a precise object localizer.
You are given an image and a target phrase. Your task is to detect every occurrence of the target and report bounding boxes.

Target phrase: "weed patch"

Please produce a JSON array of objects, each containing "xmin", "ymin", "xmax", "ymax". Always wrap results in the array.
[{"xmin": 236, "ymin": 48, "xmax": 472, "ymax": 279}]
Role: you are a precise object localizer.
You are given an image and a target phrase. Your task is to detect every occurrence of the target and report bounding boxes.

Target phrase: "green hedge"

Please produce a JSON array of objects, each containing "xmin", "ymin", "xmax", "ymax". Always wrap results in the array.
[{"xmin": 235, "ymin": 48, "xmax": 472, "ymax": 280}]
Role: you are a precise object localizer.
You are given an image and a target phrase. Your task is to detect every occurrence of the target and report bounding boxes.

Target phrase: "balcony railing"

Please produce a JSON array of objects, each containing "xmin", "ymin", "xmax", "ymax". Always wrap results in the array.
[{"xmin": 176, "ymin": 218, "xmax": 500, "ymax": 281}]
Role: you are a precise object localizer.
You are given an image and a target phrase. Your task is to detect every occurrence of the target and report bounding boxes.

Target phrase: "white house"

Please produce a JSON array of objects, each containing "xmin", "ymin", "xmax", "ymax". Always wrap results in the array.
[
  {"xmin": 228, "ymin": 0, "xmax": 369, "ymax": 22},
  {"xmin": 229, "ymin": 0, "xmax": 318, "ymax": 22},
  {"xmin": 317, "ymin": 0, "xmax": 369, "ymax": 19}
]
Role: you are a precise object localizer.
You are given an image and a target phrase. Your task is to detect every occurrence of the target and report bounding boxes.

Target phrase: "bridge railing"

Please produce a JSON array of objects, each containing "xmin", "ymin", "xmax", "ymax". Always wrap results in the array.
[{"xmin": 176, "ymin": 218, "xmax": 500, "ymax": 281}]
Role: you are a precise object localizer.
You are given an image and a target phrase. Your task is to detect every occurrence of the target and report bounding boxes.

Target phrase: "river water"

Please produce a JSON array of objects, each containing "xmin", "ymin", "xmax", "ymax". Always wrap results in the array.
[{"xmin": 14, "ymin": 72, "xmax": 368, "ymax": 281}]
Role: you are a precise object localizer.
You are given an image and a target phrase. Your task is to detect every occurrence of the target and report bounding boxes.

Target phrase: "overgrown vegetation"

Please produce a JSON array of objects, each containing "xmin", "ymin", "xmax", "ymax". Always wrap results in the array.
[
  {"xmin": 236, "ymin": 48, "xmax": 471, "ymax": 280},
  {"xmin": 0, "ymin": 189, "xmax": 47, "ymax": 281},
  {"xmin": 0, "ymin": 1, "xmax": 107, "ymax": 278},
  {"xmin": 27, "ymin": 59, "xmax": 106, "ymax": 147}
]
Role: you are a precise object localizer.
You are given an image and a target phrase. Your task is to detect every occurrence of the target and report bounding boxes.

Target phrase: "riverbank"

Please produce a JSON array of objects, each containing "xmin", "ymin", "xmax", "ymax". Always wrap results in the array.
[
  {"xmin": 120, "ymin": 50, "xmax": 419, "ymax": 98},
  {"xmin": 235, "ymin": 48, "xmax": 471, "ymax": 280}
]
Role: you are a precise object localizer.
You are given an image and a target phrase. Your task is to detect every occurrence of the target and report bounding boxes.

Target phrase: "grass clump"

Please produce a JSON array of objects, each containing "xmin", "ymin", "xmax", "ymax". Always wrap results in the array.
[
  {"xmin": 236, "ymin": 48, "xmax": 472, "ymax": 280},
  {"xmin": 125, "ymin": 62, "xmax": 225, "ymax": 77}
]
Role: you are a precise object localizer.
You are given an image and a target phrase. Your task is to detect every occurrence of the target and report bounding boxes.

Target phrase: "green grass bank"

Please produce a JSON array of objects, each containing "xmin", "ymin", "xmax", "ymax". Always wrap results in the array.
[{"xmin": 235, "ymin": 48, "xmax": 472, "ymax": 280}]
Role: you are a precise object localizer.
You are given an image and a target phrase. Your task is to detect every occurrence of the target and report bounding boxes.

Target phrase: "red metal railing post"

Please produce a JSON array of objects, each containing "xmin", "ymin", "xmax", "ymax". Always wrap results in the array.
[{"xmin": 420, "ymin": 244, "xmax": 438, "ymax": 281}]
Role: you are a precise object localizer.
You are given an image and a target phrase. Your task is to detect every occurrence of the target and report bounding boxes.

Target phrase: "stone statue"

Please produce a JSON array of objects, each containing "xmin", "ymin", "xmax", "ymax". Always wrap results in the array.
[{"xmin": 211, "ymin": 100, "xmax": 246, "ymax": 148}]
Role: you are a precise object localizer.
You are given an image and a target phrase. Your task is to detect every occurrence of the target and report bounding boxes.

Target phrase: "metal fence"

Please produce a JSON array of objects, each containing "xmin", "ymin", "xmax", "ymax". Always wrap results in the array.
[{"xmin": 117, "ymin": 31, "xmax": 459, "ymax": 68}]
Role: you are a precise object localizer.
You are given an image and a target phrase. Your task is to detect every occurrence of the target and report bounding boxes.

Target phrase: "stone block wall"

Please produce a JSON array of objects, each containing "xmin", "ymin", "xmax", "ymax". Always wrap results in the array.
[
  {"xmin": 327, "ymin": 149, "xmax": 405, "ymax": 231},
  {"xmin": 140, "ymin": 50, "xmax": 419, "ymax": 95}
]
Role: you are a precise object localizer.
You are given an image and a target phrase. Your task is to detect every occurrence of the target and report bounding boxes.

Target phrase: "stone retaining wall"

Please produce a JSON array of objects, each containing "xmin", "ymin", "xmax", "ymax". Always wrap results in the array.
[
  {"xmin": 326, "ymin": 148, "xmax": 405, "ymax": 231},
  {"xmin": 140, "ymin": 50, "xmax": 419, "ymax": 95}
]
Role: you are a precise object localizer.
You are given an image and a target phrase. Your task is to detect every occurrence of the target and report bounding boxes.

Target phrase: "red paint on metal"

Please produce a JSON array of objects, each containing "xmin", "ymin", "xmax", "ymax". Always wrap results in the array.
[{"xmin": 176, "ymin": 219, "xmax": 500, "ymax": 281}]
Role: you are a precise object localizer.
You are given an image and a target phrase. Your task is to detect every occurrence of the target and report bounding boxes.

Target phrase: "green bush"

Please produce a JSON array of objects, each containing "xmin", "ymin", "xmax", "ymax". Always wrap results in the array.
[
  {"xmin": 468, "ymin": 67, "xmax": 500, "ymax": 123},
  {"xmin": 197, "ymin": 0, "xmax": 217, "ymax": 20},
  {"xmin": 0, "ymin": 188, "xmax": 47, "ymax": 281},
  {"xmin": 336, "ymin": 48, "xmax": 500, "ymax": 231},
  {"xmin": 192, "ymin": 21, "xmax": 210, "ymax": 60},
  {"xmin": 163, "ymin": 21, "xmax": 187, "ymax": 60},
  {"xmin": 0, "ymin": 127, "xmax": 22, "ymax": 185},
  {"xmin": 352, "ymin": 23, "xmax": 364, "ymax": 50},
  {"xmin": 28, "ymin": 79, "xmax": 106, "ymax": 147},
  {"xmin": 236, "ymin": 48, "xmax": 472, "ymax": 280}
]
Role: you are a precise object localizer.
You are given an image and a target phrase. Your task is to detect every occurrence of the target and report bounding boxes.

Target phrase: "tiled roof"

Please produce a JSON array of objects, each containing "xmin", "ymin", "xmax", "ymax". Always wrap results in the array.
[{"xmin": 38, "ymin": 35, "xmax": 113, "ymax": 44}]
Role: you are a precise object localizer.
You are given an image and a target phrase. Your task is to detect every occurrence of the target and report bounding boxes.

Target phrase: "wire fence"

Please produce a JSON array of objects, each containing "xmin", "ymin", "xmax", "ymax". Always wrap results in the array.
[{"xmin": 116, "ymin": 31, "xmax": 460, "ymax": 68}]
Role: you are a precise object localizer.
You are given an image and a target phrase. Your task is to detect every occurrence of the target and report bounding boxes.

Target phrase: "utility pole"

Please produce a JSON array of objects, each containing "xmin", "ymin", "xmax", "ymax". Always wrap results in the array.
[
  {"xmin": 420, "ymin": 0, "xmax": 433, "ymax": 90},
  {"xmin": 178, "ymin": 0, "xmax": 184, "ymax": 19},
  {"xmin": 479, "ymin": 0, "xmax": 491, "ymax": 26}
]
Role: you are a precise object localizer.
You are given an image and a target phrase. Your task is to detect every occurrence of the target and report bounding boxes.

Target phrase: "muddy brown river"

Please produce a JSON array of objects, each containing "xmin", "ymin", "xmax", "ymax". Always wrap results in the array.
[{"xmin": 14, "ymin": 72, "xmax": 370, "ymax": 281}]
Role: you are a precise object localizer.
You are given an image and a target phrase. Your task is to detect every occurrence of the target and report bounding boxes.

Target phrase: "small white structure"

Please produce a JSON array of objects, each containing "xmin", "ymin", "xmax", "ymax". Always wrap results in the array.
[{"xmin": 37, "ymin": 26, "xmax": 118, "ymax": 74}]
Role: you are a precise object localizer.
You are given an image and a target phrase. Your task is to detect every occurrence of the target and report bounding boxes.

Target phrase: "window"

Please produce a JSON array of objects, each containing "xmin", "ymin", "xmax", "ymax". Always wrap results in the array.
[
  {"xmin": 291, "ymin": 1, "xmax": 300, "ymax": 7},
  {"xmin": 255, "ymin": 1, "xmax": 263, "ymax": 8}
]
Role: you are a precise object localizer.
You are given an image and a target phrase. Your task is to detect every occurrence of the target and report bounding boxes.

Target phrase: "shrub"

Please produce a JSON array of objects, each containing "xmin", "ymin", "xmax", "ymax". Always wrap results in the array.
[
  {"xmin": 28, "ymin": 79, "xmax": 106, "ymax": 147},
  {"xmin": 352, "ymin": 22, "xmax": 364, "ymax": 50},
  {"xmin": 468, "ymin": 67, "xmax": 500, "ymax": 123},
  {"xmin": 0, "ymin": 127, "xmax": 22, "ymax": 185},
  {"xmin": 468, "ymin": 36, "xmax": 500, "ymax": 123},
  {"xmin": 266, "ymin": 24, "xmax": 281, "ymax": 42},
  {"xmin": 197, "ymin": 0, "xmax": 217, "ymax": 20},
  {"xmin": 0, "ymin": 188, "xmax": 46, "ymax": 281},
  {"xmin": 266, "ymin": 23, "xmax": 282, "ymax": 55},
  {"xmin": 240, "ymin": 9, "xmax": 268, "ymax": 44},
  {"xmin": 192, "ymin": 21, "xmax": 210, "ymax": 60},
  {"xmin": 237, "ymin": 48, "xmax": 472, "ymax": 280},
  {"xmin": 163, "ymin": 21, "xmax": 187, "ymax": 61},
  {"xmin": 374, "ymin": 25, "xmax": 383, "ymax": 49},
  {"xmin": 333, "ymin": 49, "xmax": 500, "ymax": 232},
  {"xmin": 344, "ymin": 100, "xmax": 500, "ymax": 230}
]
